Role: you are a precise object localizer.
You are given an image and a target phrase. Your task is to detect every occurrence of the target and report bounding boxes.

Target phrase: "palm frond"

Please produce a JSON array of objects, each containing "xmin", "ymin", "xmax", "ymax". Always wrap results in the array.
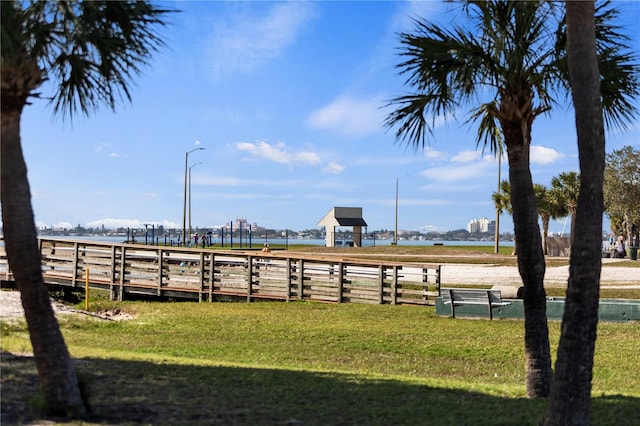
[
  {"xmin": 553, "ymin": 0, "xmax": 639, "ymax": 132},
  {"xmin": 2, "ymin": 0, "xmax": 175, "ymax": 120},
  {"xmin": 383, "ymin": 94, "xmax": 440, "ymax": 150},
  {"xmin": 466, "ymin": 102, "xmax": 501, "ymax": 154}
]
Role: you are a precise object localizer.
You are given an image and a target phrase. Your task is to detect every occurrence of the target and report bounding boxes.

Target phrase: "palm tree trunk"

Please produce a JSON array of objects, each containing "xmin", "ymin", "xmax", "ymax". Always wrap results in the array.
[
  {"xmin": 506, "ymin": 139, "xmax": 552, "ymax": 398},
  {"xmin": 542, "ymin": 217, "xmax": 550, "ymax": 255},
  {"xmin": 545, "ymin": 2, "xmax": 604, "ymax": 423},
  {"xmin": 1, "ymin": 108, "xmax": 86, "ymax": 417}
]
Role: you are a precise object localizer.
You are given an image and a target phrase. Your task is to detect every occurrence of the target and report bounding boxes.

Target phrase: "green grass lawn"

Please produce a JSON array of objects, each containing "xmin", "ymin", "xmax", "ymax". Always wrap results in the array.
[{"xmin": 2, "ymin": 298, "xmax": 639, "ymax": 425}]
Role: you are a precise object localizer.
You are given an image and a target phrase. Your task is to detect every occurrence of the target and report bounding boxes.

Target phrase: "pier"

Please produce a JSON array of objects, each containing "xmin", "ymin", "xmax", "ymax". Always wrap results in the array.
[{"xmin": 1, "ymin": 238, "xmax": 441, "ymax": 305}]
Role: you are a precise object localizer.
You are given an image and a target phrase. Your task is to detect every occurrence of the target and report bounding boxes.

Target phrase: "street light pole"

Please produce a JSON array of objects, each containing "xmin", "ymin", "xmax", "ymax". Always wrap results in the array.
[
  {"xmin": 494, "ymin": 143, "xmax": 502, "ymax": 254},
  {"xmin": 393, "ymin": 177, "xmax": 398, "ymax": 245},
  {"xmin": 188, "ymin": 162, "xmax": 202, "ymax": 246},
  {"xmin": 182, "ymin": 147, "xmax": 204, "ymax": 246}
]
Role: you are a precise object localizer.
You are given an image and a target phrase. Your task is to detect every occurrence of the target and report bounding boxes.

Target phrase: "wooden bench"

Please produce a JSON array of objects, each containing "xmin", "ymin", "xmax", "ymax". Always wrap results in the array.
[{"xmin": 441, "ymin": 288, "xmax": 511, "ymax": 320}]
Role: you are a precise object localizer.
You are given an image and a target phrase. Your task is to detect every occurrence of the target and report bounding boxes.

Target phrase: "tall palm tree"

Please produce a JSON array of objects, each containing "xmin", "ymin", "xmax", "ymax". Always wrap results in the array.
[
  {"xmin": 385, "ymin": 0, "xmax": 638, "ymax": 397},
  {"xmin": 492, "ymin": 179, "xmax": 516, "ymax": 255},
  {"xmin": 492, "ymin": 180, "xmax": 513, "ymax": 218},
  {"xmin": 1, "ymin": 1, "xmax": 172, "ymax": 417},
  {"xmin": 545, "ymin": 1, "xmax": 611, "ymax": 422},
  {"xmin": 550, "ymin": 172, "xmax": 581, "ymax": 246},
  {"xmin": 534, "ymin": 183, "xmax": 569, "ymax": 255}
]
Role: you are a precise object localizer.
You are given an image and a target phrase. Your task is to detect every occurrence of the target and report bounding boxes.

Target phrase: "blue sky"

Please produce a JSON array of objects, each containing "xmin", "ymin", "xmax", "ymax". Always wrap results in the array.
[{"xmin": 20, "ymin": 1, "xmax": 639, "ymax": 234}]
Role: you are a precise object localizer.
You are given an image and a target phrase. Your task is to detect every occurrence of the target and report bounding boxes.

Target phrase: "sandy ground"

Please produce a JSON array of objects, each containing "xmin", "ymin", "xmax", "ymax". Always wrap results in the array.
[
  {"xmin": 0, "ymin": 292, "xmax": 131, "ymax": 322},
  {"xmin": 1, "ymin": 262, "xmax": 637, "ymax": 321},
  {"xmin": 441, "ymin": 260, "xmax": 639, "ymax": 287}
]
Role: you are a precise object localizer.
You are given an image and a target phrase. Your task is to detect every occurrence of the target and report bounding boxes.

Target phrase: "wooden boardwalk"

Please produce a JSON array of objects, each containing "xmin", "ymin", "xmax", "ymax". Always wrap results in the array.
[{"xmin": 1, "ymin": 238, "xmax": 442, "ymax": 306}]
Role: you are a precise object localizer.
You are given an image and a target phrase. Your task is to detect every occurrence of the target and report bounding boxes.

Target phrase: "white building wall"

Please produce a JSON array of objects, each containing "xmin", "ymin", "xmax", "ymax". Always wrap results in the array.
[{"xmin": 467, "ymin": 218, "xmax": 496, "ymax": 233}]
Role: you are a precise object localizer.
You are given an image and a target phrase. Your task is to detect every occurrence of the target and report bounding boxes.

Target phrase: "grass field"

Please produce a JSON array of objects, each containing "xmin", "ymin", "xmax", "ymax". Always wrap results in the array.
[
  {"xmin": 2, "ymin": 297, "xmax": 639, "ymax": 425},
  {"xmin": 1, "ymin": 245, "xmax": 638, "ymax": 425}
]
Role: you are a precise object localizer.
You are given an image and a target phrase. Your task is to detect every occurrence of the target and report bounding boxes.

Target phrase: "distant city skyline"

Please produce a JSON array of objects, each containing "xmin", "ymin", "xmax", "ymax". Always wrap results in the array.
[
  {"xmin": 19, "ymin": 2, "xmax": 638, "ymax": 235},
  {"xmin": 466, "ymin": 218, "xmax": 496, "ymax": 234}
]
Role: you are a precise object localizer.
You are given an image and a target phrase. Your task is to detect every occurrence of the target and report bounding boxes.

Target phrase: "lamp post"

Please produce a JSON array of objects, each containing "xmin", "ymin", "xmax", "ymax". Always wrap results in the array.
[
  {"xmin": 188, "ymin": 162, "xmax": 202, "ymax": 247},
  {"xmin": 182, "ymin": 147, "xmax": 205, "ymax": 246},
  {"xmin": 494, "ymin": 143, "xmax": 503, "ymax": 254},
  {"xmin": 393, "ymin": 177, "xmax": 398, "ymax": 245}
]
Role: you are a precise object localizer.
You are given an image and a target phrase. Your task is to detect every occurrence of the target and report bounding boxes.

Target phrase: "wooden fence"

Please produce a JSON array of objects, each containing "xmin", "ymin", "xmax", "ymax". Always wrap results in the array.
[{"xmin": 1, "ymin": 238, "xmax": 442, "ymax": 306}]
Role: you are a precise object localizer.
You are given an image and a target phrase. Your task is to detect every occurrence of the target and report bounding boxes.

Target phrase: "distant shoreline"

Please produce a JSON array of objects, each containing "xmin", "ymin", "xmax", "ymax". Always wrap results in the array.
[{"xmin": 31, "ymin": 234, "xmax": 516, "ymax": 247}]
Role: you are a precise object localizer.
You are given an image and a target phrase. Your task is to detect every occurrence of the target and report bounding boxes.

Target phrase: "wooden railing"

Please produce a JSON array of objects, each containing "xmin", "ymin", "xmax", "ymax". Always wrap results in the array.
[{"xmin": 1, "ymin": 238, "xmax": 442, "ymax": 305}]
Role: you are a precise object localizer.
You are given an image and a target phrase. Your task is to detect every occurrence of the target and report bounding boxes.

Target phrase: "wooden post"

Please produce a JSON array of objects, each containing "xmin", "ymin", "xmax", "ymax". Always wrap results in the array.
[
  {"xmin": 109, "ymin": 245, "xmax": 116, "ymax": 284},
  {"xmin": 378, "ymin": 265, "xmax": 384, "ymax": 304},
  {"xmin": 298, "ymin": 259, "xmax": 305, "ymax": 300},
  {"xmin": 85, "ymin": 268, "xmax": 90, "ymax": 311},
  {"xmin": 208, "ymin": 254, "xmax": 215, "ymax": 302},
  {"xmin": 391, "ymin": 266, "xmax": 398, "ymax": 305},
  {"xmin": 72, "ymin": 242, "xmax": 79, "ymax": 286},
  {"xmin": 286, "ymin": 258, "xmax": 292, "ymax": 301},
  {"xmin": 422, "ymin": 267, "xmax": 429, "ymax": 303},
  {"xmin": 156, "ymin": 249, "xmax": 162, "ymax": 297},
  {"xmin": 337, "ymin": 262, "xmax": 344, "ymax": 303},
  {"xmin": 110, "ymin": 245, "xmax": 117, "ymax": 295},
  {"xmin": 198, "ymin": 252, "xmax": 205, "ymax": 302},
  {"xmin": 118, "ymin": 246, "xmax": 126, "ymax": 302},
  {"xmin": 158, "ymin": 249, "xmax": 164, "ymax": 296},
  {"xmin": 247, "ymin": 255, "xmax": 253, "ymax": 302}
]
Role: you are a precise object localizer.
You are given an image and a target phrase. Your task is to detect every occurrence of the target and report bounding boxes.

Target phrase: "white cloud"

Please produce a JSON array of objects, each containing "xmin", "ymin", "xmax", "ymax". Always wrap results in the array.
[
  {"xmin": 236, "ymin": 141, "xmax": 321, "ymax": 165},
  {"xmin": 85, "ymin": 218, "xmax": 180, "ymax": 229},
  {"xmin": 419, "ymin": 224, "xmax": 449, "ymax": 233},
  {"xmin": 418, "ymin": 182, "xmax": 486, "ymax": 193},
  {"xmin": 451, "ymin": 150, "xmax": 481, "ymax": 163},
  {"xmin": 530, "ymin": 145, "xmax": 563, "ymax": 164},
  {"xmin": 95, "ymin": 142, "xmax": 121, "ymax": 158},
  {"xmin": 94, "ymin": 142, "xmax": 111, "ymax": 152},
  {"xmin": 209, "ymin": 2, "xmax": 316, "ymax": 78},
  {"xmin": 307, "ymin": 95, "xmax": 384, "ymax": 137},
  {"xmin": 195, "ymin": 175, "xmax": 303, "ymax": 188},
  {"xmin": 352, "ymin": 155, "xmax": 416, "ymax": 167},
  {"xmin": 389, "ymin": 1, "xmax": 445, "ymax": 36},
  {"xmin": 399, "ymin": 198, "xmax": 452, "ymax": 206},
  {"xmin": 196, "ymin": 176, "xmax": 244, "ymax": 186},
  {"xmin": 424, "ymin": 148, "xmax": 447, "ymax": 161},
  {"xmin": 419, "ymin": 161, "xmax": 492, "ymax": 182},
  {"xmin": 322, "ymin": 161, "xmax": 345, "ymax": 174}
]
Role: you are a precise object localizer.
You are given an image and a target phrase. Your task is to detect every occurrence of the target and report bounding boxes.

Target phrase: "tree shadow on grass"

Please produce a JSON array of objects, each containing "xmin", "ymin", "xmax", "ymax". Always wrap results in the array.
[{"xmin": 1, "ymin": 351, "xmax": 638, "ymax": 425}]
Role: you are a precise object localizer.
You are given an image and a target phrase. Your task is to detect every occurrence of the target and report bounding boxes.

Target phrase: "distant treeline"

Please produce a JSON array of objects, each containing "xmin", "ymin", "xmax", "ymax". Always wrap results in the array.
[{"xmin": 31, "ymin": 226, "xmax": 513, "ymax": 242}]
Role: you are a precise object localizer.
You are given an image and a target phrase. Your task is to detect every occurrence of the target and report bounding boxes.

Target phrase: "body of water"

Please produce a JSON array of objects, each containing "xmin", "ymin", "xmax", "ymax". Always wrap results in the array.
[{"xmin": 34, "ymin": 235, "xmax": 515, "ymax": 247}]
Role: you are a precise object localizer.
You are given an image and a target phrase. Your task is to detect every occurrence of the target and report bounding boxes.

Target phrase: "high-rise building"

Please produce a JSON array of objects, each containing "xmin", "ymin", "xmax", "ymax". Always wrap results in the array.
[{"xmin": 467, "ymin": 218, "xmax": 496, "ymax": 233}]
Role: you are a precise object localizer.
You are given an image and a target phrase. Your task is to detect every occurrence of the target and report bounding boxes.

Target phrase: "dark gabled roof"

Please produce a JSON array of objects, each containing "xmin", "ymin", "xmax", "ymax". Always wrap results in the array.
[
  {"xmin": 336, "ymin": 217, "xmax": 367, "ymax": 227},
  {"xmin": 317, "ymin": 207, "xmax": 367, "ymax": 228}
]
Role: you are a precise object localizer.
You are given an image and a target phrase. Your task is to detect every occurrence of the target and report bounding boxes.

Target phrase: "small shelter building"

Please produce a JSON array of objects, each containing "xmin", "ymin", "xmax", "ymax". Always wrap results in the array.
[{"xmin": 317, "ymin": 207, "xmax": 367, "ymax": 247}]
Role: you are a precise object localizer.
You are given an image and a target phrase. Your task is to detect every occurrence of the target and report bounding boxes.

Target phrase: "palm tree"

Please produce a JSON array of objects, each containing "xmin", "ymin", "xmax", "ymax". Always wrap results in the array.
[
  {"xmin": 492, "ymin": 179, "xmax": 516, "ymax": 255},
  {"xmin": 550, "ymin": 172, "xmax": 581, "ymax": 246},
  {"xmin": 385, "ymin": 0, "xmax": 638, "ymax": 397},
  {"xmin": 534, "ymin": 183, "xmax": 569, "ymax": 255},
  {"xmin": 492, "ymin": 180, "xmax": 513, "ymax": 218},
  {"xmin": 1, "ymin": 1, "xmax": 172, "ymax": 417},
  {"xmin": 545, "ymin": 1, "xmax": 613, "ymax": 422}
]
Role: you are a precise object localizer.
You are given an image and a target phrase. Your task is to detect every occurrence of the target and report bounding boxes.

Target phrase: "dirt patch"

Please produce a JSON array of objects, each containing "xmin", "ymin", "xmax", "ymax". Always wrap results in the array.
[{"xmin": 0, "ymin": 290, "xmax": 133, "ymax": 323}]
